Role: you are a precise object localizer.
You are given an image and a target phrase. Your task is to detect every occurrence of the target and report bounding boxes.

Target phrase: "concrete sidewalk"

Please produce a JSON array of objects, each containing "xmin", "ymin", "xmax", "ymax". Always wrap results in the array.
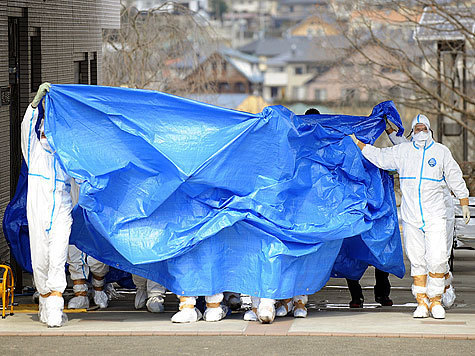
[{"xmin": 1, "ymin": 308, "xmax": 475, "ymax": 339}]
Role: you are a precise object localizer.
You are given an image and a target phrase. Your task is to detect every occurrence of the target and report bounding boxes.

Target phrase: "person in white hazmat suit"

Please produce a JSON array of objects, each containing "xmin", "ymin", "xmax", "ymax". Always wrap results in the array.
[
  {"xmin": 350, "ymin": 114, "xmax": 470, "ymax": 319},
  {"xmin": 385, "ymin": 120, "xmax": 457, "ymax": 308},
  {"xmin": 132, "ymin": 275, "xmax": 166, "ymax": 313},
  {"xmin": 67, "ymin": 179, "xmax": 110, "ymax": 309},
  {"xmin": 21, "ymin": 83, "xmax": 72, "ymax": 327}
]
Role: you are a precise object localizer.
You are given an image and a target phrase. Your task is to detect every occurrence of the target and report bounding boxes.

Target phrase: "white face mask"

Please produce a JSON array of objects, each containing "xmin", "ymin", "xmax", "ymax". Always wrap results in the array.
[{"xmin": 412, "ymin": 131, "xmax": 430, "ymax": 142}]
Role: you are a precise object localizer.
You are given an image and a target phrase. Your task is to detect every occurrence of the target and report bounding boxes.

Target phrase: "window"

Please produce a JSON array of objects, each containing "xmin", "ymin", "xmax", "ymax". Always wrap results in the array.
[
  {"xmin": 271, "ymin": 86, "xmax": 279, "ymax": 98},
  {"xmin": 30, "ymin": 28, "xmax": 41, "ymax": 92},
  {"xmin": 235, "ymin": 82, "xmax": 246, "ymax": 93},
  {"xmin": 342, "ymin": 88, "xmax": 358, "ymax": 101},
  {"xmin": 74, "ymin": 53, "xmax": 89, "ymax": 84},
  {"xmin": 90, "ymin": 52, "xmax": 97, "ymax": 85},
  {"xmin": 295, "ymin": 67, "xmax": 303, "ymax": 75},
  {"xmin": 314, "ymin": 89, "xmax": 327, "ymax": 101}
]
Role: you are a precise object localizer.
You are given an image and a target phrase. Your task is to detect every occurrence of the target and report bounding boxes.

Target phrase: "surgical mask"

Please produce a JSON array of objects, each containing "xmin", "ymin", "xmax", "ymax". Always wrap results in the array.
[{"xmin": 412, "ymin": 131, "xmax": 430, "ymax": 142}]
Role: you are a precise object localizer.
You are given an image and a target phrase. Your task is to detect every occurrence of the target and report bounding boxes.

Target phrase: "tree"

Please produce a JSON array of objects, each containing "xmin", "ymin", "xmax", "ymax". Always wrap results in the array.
[
  {"xmin": 102, "ymin": 1, "xmax": 219, "ymax": 95},
  {"xmin": 329, "ymin": 0, "xmax": 474, "ymax": 161},
  {"xmin": 210, "ymin": 0, "xmax": 228, "ymax": 22}
]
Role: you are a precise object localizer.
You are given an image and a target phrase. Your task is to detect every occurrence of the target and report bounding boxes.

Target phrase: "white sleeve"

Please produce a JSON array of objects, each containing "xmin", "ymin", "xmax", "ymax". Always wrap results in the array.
[
  {"xmin": 388, "ymin": 131, "xmax": 408, "ymax": 146},
  {"xmin": 21, "ymin": 104, "xmax": 39, "ymax": 166},
  {"xmin": 442, "ymin": 147, "xmax": 469, "ymax": 200},
  {"xmin": 361, "ymin": 144, "xmax": 401, "ymax": 171}
]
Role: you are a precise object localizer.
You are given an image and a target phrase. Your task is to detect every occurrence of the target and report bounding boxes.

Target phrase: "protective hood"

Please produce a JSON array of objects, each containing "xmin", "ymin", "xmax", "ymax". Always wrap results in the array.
[{"xmin": 411, "ymin": 114, "xmax": 431, "ymax": 131}]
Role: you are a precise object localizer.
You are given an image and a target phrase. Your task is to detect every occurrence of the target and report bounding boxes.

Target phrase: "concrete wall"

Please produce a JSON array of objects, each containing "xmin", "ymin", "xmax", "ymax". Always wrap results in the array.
[{"xmin": 0, "ymin": 0, "xmax": 120, "ymax": 263}]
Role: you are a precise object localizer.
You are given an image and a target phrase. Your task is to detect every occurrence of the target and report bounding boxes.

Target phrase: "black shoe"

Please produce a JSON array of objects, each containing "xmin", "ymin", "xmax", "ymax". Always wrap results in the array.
[
  {"xmin": 349, "ymin": 297, "xmax": 364, "ymax": 308},
  {"xmin": 375, "ymin": 296, "xmax": 393, "ymax": 306}
]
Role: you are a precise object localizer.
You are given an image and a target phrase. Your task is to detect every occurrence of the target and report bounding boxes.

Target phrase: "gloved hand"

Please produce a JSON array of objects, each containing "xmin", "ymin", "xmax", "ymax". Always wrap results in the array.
[
  {"xmin": 349, "ymin": 133, "xmax": 359, "ymax": 144},
  {"xmin": 385, "ymin": 118, "xmax": 395, "ymax": 133},
  {"xmin": 462, "ymin": 205, "xmax": 470, "ymax": 224},
  {"xmin": 31, "ymin": 82, "xmax": 51, "ymax": 108}
]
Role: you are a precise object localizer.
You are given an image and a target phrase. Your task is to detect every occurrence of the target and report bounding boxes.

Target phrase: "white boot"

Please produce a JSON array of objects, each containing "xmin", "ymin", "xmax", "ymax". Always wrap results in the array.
[
  {"xmin": 135, "ymin": 289, "xmax": 147, "ymax": 309},
  {"xmin": 38, "ymin": 295, "xmax": 48, "ymax": 324},
  {"xmin": 68, "ymin": 295, "xmax": 90, "ymax": 309},
  {"xmin": 257, "ymin": 298, "xmax": 275, "ymax": 324},
  {"xmin": 171, "ymin": 308, "xmax": 202, "ymax": 323},
  {"xmin": 293, "ymin": 301, "xmax": 307, "ymax": 318},
  {"xmin": 430, "ymin": 296, "xmax": 445, "ymax": 319},
  {"xmin": 442, "ymin": 285, "xmax": 456, "ymax": 308},
  {"xmin": 46, "ymin": 295, "xmax": 67, "ymax": 328},
  {"xmin": 93, "ymin": 290, "xmax": 109, "ymax": 309},
  {"xmin": 204, "ymin": 305, "xmax": 228, "ymax": 322},
  {"xmin": 244, "ymin": 308, "xmax": 258, "ymax": 321},
  {"xmin": 146, "ymin": 296, "xmax": 164, "ymax": 313},
  {"xmin": 275, "ymin": 298, "xmax": 293, "ymax": 317},
  {"xmin": 413, "ymin": 305, "xmax": 429, "ymax": 318}
]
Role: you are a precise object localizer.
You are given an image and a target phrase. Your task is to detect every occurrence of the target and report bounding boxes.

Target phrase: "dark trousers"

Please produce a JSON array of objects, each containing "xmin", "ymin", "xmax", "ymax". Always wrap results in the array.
[{"xmin": 346, "ymin": 268, "xmax": 391, "ymax": 300}]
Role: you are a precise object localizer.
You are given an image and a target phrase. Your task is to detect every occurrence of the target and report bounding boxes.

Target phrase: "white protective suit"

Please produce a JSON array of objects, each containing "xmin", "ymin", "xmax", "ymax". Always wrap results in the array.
[
  {"xmin": 21, "ymin": 104, "xmax": 72, "ymax": 327},
  {"xmin": 132, "ymin": 275, "xmax": 166, "ymax": 313},
  {"xmin": 67, "ymin": 179, "xmax": 110, "ymax": 309},
  {"xmin": 388, "ymin": 130, "xmax": 456, "ymax": 307},
  {"xmin": 360, "ymin": 115, "xmax": 469, "ymax": 318}
]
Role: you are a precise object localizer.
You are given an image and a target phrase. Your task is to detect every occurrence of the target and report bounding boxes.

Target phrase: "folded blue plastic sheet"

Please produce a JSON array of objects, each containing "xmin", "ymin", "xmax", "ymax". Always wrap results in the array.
[{"xmin": 4, "ymin": 84, "xmax": 405, "ymax": 298}]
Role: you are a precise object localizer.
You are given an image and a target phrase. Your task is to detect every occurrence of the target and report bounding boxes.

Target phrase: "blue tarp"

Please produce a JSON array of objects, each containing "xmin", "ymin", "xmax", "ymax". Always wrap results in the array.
[{"xmin": 4, "ymin": 84, "xmax": 405, "ymax": 298}]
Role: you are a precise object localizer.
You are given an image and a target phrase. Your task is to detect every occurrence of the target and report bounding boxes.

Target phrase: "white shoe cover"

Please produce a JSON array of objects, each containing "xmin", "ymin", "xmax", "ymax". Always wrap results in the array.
[
  {"xmin": 94, "ymin": 290, "xmax": 109, "ymax": 309},
  {"xmin": 244, "ymin": 309, "xmax": 258, "ymax": 321},
  {"xmin": 171, "ymin": 308, "xmax": 202, "ymax": 323},
  {"xmin": 293, "ymin": 307, "xmax": 307, "ymax": 318},
  {"xmin": 442, "ymin": 286, "xmax": 456, "ymax": 308},
  {"xmin": 38, "ymin": 296, "xmax": 48, "ymax": 324},
  {"xmin": 276, "ymin": 300, "xmax": 293, "ymax": 317},
  {"xmin": 68, "ymin": 295, "xmax": 90, "ymax": 309},
  {"xmin": 258, "ymin": 304, "xmax": 275, "ymax": 324},
  {"xmin": 146, "ymin": 296, "xmax": 164, "ymax": 313},
  {"xmin": 413, "ymin": 305, "xmax": 429, "ymax": 318},
  {"xmin": 203, "ymin": 305, "xmax": 228, "ymax": 322},
  {"xmin": 46, "ymin": 296, "xmax": 67, "ymax": 328},
  {"xmin": 226, "ymin": 295, "xmax": 242, "ymax": 310},
  {"xmin": 135, "ymin": 289, "xmax": 147, "ymax": 309},
  {"xmin": 431, "ymin": 304, "xmax": 445, "ymax": 319}
]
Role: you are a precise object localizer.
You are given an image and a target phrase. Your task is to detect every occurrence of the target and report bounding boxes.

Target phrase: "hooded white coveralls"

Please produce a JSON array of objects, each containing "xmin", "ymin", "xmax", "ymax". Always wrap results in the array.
[
  {"xmin": 21, "ymin": 104, "xmax": 72, "ymax": 320},
  {"xmin": 361, "ymin": 115, "xmax": 468, "ymax": 307}
]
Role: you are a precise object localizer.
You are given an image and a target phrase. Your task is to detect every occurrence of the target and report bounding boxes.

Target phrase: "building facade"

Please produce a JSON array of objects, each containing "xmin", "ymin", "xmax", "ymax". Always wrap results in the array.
[{"xmin": 0, "ymin": 0, "xmax": 120, "ymax": 264}]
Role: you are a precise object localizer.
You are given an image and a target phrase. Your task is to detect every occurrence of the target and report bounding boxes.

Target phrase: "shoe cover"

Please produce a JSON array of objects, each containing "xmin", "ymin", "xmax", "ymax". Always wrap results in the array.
[
  {"xmin": 38, "ymin": 296, "xmax": 48, "ymax": 324},
  {"xmin": 442, "ymin": 286, "xmax": 456, "ymax": 308},
  {"xmin": 135, "ymin": 289, "xmax": 147, "ymax": 309},
  {"xmin": 203, "ymin": 305, "xmax": 228, "ymax": 322},
  {"xmin": 431, "ymin": 304, "xmax": 445, "ymax": 319},
  {"xmin": 412, "ymin": 305, "xmax": 429, "ymax": 318},
  {"xmin": 68, "ymin": 295, "xmax": 90, "ymax": 309},
  {"xmin": 146, "ymin": 296, "xmax": 164, "ymax": 313},
  {"xmin": 257, "ymin": 300, "xmax": 275, "ymax": 324},
  {"xmin": 171, "ymin": 307, "xmax": 202, "ymax": 323},
  {"xmin": 276, "ymin": 300, "xmax": 293, "ymax": 317},
  {"xmin": 293, "ymin": 307, "xmax": 307, "ymax": 318},
  {"xmin": 226, "ymin": 295, "xmax": 242, "ymax": 311},
  {"xmin": 46, "ymin": 296, "xmax": 66, "ymax": 327},
  {"xmin": 94, "ymin": 290, "xmax": 109, "ymax": 309},
  {"xmin": 243, "ymin": 309, "xmax": 258, "ymax": 321}
]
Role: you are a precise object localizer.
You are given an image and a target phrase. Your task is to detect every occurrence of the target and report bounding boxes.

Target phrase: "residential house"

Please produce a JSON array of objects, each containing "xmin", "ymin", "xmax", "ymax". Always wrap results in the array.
[{"xmin": 184, "ymin": 47, "xmax": 263, "ymax": 95}]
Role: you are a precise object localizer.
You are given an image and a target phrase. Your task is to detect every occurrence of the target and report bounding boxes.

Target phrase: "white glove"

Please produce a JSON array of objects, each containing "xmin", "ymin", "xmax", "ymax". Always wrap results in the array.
[
  {"xmin": 462, "ymin": 205, "xmax": 470, "ymax": 224},
  {"xmin": 32, "ymin": 82, "xmax": 51, "ymax": 108},
  {"xmin": 349, "ymin": 133, "xmax": 359, "ymax": 144}
]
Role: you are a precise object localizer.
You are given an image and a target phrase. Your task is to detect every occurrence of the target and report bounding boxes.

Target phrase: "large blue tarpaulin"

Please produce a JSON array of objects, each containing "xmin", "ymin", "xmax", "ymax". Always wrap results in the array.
[{"xmin": 3, "ymin": 84, "xmax": 405, "ymax": 298}]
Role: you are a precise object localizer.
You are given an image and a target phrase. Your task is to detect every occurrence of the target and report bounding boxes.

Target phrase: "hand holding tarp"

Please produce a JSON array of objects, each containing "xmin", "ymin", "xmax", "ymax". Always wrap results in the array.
[{"xmin": 32, "ymin": 82, "xmax": 51, "ymax": 108}]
